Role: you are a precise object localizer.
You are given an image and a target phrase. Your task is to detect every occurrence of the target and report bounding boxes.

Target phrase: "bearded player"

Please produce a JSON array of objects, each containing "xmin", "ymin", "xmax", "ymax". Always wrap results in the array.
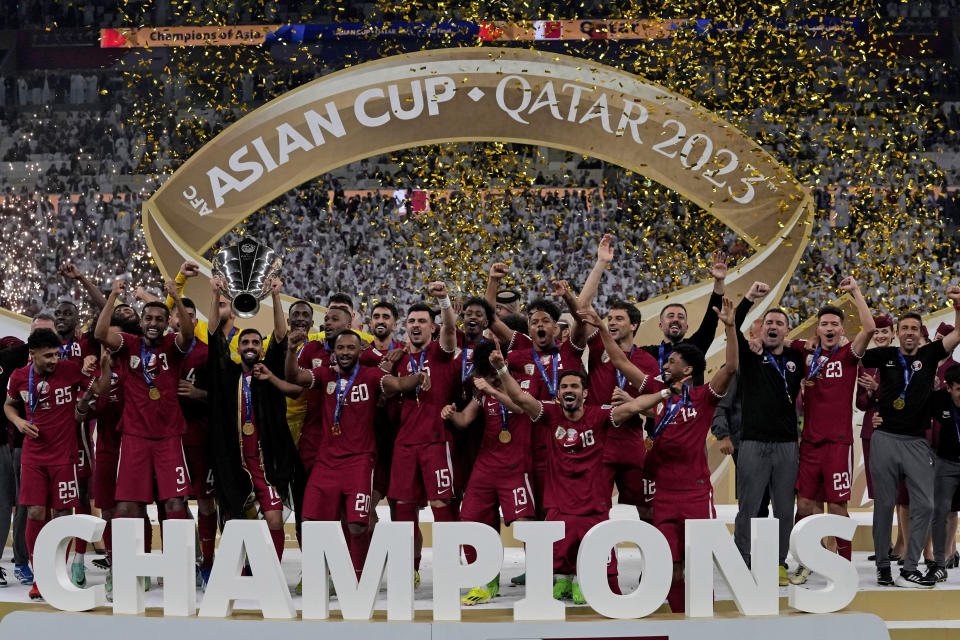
[
  {"xmin": 491, "ymin": 346, "xmax": 670, "ymax": 604},
  {"xmin": 584, "ymin": 297, "xmax": 738, "ymax": 612},
  {"xmin": 94, "ymin": 280, "xmax": 195, "ymax": 529},
  {"xmin": 441, "ymin": 340, "xmax": 535, "ymax": 605},
  {"xmin": 388, "ymin": 283, "xmax": 460, "ymax": 585},
  {"xmin": 4, "ymin": 329, "xmax": 93, "ymax": 600},
  {"xmin": 286, "ymin": 329, "xmax": 425, "ymax": 578},
  {"xmin": 789, "ymin": 277, "xmax": 875, "ymax": 584}
]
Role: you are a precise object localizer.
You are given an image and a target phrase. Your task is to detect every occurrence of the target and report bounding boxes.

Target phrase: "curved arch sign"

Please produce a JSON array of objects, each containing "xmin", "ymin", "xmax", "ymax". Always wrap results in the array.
[{"xmin": 142, "ymin": 46, "xmax": 812, "ymax": 340}]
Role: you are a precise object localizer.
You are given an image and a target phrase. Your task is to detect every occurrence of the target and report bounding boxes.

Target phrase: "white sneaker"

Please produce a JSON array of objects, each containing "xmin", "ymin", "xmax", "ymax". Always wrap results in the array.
[{"xmin": 789, "ymin": 564, "xmax": 811, "ymax": 585}]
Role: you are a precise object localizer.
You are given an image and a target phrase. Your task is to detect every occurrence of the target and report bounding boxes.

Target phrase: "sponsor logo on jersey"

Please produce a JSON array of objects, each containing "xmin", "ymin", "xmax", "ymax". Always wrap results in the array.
[
  {"xmin": 601, "ymin": 351, "xmax": 610, "ymax": 363},
  {"xmin": 524, "ymin": 364, "xmax": 535, "ymax": 375},
  {"xmin": 19, "ymin": 390, "xmax": 28, "ymax": 402},
  {"xmin": 326, "ymin": 381, "xmax": 337, "ymax": 394},
  {"xmin": 520, "ymin": 379, "xmax": 531, "ymax": 389},
  {"xmin": 130, "ymin": 355, "xmax": 140, "ymax": 369},
  {"xmin": 554, "ymin": 426, "xmax": 566, "ymax": 440},
  {"xmin": 313, "ymin": 358, "xmax": 323, "ymax": 368}
]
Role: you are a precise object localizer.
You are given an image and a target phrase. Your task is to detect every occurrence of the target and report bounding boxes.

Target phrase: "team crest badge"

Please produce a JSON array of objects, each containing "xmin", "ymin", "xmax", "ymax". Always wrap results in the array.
[
  {"xmin": 313, "ymin": 359, "xmax": 323, "ymax": 368},
  {"xmin": 19, "ymin": 391, "xmax": 28, "ymax": 402},
  {"xmin": 554, "ymin": 426, "xmax": 566, "ymax": 440},
  {"xmin": 524, "ymin": 364, "xmax": 535, "ymax": 376},
  {"xmin": 36, "ymin": 381, "xmax": 49, "ymax": 394},
  {"xmin": 326, "ymin": 381, "xmax": 337, "ymax": 394},
  {"xmin": 911, "ymin": 361, "xmax": 923, "ymax": 372},
  {"xmin": 520, "ymin": 380, "xmax": 531, "ymax": 390},
  {"xmin": 601, "ymin": 351, "xmax": 611, "ymax": 363},
  {"xmin": 130, "ymin": 355, "xmax": 140, "ymax": 369},
  {"xmin": 786, "ymin": 361, "xmax": 797, "ymax": 373},
  {"xmin": 561, "ymin": 428, "xmax": 581, "ymax": 447}
]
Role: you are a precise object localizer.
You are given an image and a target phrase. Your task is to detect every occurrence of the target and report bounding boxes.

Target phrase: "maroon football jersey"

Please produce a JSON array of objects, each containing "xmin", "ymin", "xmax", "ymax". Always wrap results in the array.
[
  {"xmin": 645, "ymin": 384, "xmax": 722, "ymax": 491},
  {"xmin": 309, "ymin": 364, "xmax": 387, "ymax": 461},
  {"xmin": 473, "ymin": 392, "xmax": 532, "ymax": 473},
  {"xmin": 179, "ymin": 338, "xmax": 209, "ymax": 446},
  {"xmin": 536, "ymin": 401, "xmax": 616, "ymax": 515},
  {"xmin": 114, "ymin": 332, "xmax": 188, "ymax": 438},
  {"xmin": 7, "ymin": 359, "xmax": 87, "ymax": 465},
  {"xmin": 60, "ymin": 332, "xmax": 98, "ymax": 362},
  {"xmin": 395, "ymin": 340, "xmax": 458, "ymax": 445},
  {"xmin": 87, "ymin": 362, "xmax": 126, "ymax": 452},
  {"xmin": 297, "ymin": 340, "xmax": 334, "ymax": 457},
  {"xmin": 791, "ymin": 341, "xmax": 860, "ymax": 444},
  {"xmin": 585, "ymin": 331, "xmax": 662, "ymax": 405}
]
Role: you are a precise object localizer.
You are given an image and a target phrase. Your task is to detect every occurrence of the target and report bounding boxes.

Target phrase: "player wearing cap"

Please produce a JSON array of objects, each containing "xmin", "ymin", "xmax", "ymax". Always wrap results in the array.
[
  {"xmin": 94, "ymin": 280, "xmax": 195, "ymax": 532},
  {"xmin": 491, "ymin": 345, "xmax": 672, "ymax": 604},
  {"xmin": 788, "ymin": 277, "xmax": 875, "ymax": 584},
  {"xmin": 4, "ymin": 329, "xmax": 94, "ymax": 600}
]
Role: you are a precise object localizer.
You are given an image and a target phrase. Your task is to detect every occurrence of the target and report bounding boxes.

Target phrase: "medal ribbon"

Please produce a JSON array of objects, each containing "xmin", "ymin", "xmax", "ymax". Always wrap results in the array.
[
  {"xmin": 334, "ymin": 366, "xmax": 361, "ymax": 426},
  {"xmin": 140, "ymin": 340, "xmax": 158, "ymax": 392},
  {"xmin": 806, "ymin": 344, "xmax": 838, "ymax": 381},
  {"xmin": 498, "ymin": 401, "xmax": 509, "ymax": 436},
  {"xmin": 296, "ymin": 335, "xmax": 309, "ymax": 358},
  {"xmin": 764, "ymin": 351, "xmax": 791, "ymax": 399},
  {"xmin": 651, "ymin": 384, "xmax": 690, "ymax": 440},
  {"xmin": 240, "ymin": 373, "xmax": 253, "ymax": 425},
  {"xmin": 184, "ymin": 337, "xmax": 196, "ymax": 360},
  {"xmin": 616, "ymin": 346, "xmax": 635, "ymax": 389},
  {"xmin": 896, "ymin": 350, "xmax": 916, "ymax": 405},
  {"xmin": 59, "ymin": 338, "xmax": 76, "ymax": 359},
  {"xmin": 657, "ymin": 342, "xmax": 672, "ymax": 369},
  {"xmin": 409, "ymin": 349, "xmax": 427, "ymax": 394},
  {"xmin": 27, "ymin": 366, "xmax": 41, "ymax": 424},
  {"xmin": 532, "ymin": 349, "xmax": 559, "ymax": 397}
]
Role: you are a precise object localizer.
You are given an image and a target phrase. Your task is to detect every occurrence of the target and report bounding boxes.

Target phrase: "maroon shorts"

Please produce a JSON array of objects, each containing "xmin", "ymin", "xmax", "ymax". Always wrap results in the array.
[
  {"xmin": 639, "ymin": 467, "xmax": 657, "ymax": 511},
  {"xmin": 298, "ymin": 427, "xmax": 321, "ymax": 475},
  {"xmin": 388, "ymin": 442, "xmax": 455, "ymax": 503},
  {"xmin": 93, "ymin": 446, "xmax": 119, "ymax": 510},
  {"xmin": 184, "ymin": 443, "xmax": 214, "ymax": 499},
  {"xmin": 796, "ymin": 440, "xmax": 853, "ymax": 504},
  {"xmin": 459, "ymin": 463, "xmax": 535, "ymax": 526},
  {"xmin": 115, "ymin": 433, "xmax": 191, "ymax": 504},
  {"xmin": 302, "ymin": 454, "xmax": 374, "ymax": 523},
  {"xmin": 246, "ymin": 458, "xmax": 284, "ymax": 513},
  {"xmin": 603, "ymin": 434, "xmax": 645, "ymax": 506},
  {"xmin": 546, "ymin": 509, "xmax": 614, "ymax": 575},
  {"xmin": 654, "ymin": 487, "xmax": 716, "ymax": 562},
  {"xmin": 76, "ymin": 426, "xmax": 93, "ymax": 480},
  {"xmin": 20, "ymin": 462, "xmax": 79, "ymax": 510}
]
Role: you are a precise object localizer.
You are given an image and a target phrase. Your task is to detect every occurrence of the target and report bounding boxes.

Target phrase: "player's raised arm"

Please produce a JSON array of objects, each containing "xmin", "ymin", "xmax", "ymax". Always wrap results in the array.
[
  {"xmin": 284, "ymin": 328, "xmax": 312, "ymax": 387},
  {"xmin": 166, "ymin": 280, "xmax": 194, "ymax": 350},
  {"xmin": 708, "ymin": 297, "xmax": 739, "ymax": 397},
  {"xmin": 251, "ymin": 363, "xmax": 302, "ymax": 398},
  {"xmin": 94, "ymin": 279, "xmax": 125, "ymax": 351},
  {"xmin": 943, "ymin": 285, "xmax": 960, "ymax": 353},
  {"xmin": 839, "ymin": 276, "xmax": 876, "ymax": 356},
  {"xmin": 59, "ymin": 262, "xmax": 107, "ymax": 309},
  {"xmin": 578, "ymin": 307, "xmax": 648, "ymax": 390},
  {"xmin": 484, "ymin": 262, "xmax": 517, "ymax": 343},
  {"xmin": 490, "ymin": 345, "xmax": 541, "ymax": 420},
  {"xmin": 428, "ymin": 280, "xmax": 457, "ymax": 353},
  {"xmin": 611, "ymin": 387, "xmax": 671, "ymax": 425},
  {"xmin": 551, "ymin": 279, "xmax": 585, "ymax": 346},
  {"xmin": 270, "ymin": 277, "xmax": 287, "ymax": 342},
  {"xmin": 576, "ymin": 233, "xmax": 613, "ymax": 310},
  {"xmin": 207, "ymin": 276, "xmax": 226, "ymax": 337},
  {"xmin": 473, "ymin": 376, "xmax": 524, "ymax": 414}
]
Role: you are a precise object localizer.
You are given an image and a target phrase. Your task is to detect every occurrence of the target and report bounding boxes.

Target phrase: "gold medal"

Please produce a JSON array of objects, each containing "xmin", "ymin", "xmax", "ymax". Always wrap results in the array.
[
  {"xmin": 499, "ymin": 430, "xmax": 512, "ymax": 444},
  {"xmin": 644, "ymin": 437, "xmax": 654, "ymax": 452},
  {"xmin": 893, "ymin": 397, "xmax": 905, "ymax": 410},
  {"xmin": 242, "ymin": 422, "xmax": 255, "ymax": 436},
  {"xmin": 330, "ymin": 422, "xmax": 342, "ymax": 437},
  {"xmin": 802, "ymin": 379, "xmax": 815, "ymax": 388},
  {"xmin": 148, "ymin": 387, "xmax": 161, "ymax": 401}
]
